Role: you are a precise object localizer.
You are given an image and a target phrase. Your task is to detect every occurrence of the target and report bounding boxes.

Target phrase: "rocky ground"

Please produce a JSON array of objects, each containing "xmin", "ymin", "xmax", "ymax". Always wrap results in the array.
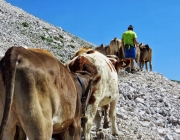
[
  {"xmin": 0, "ymin": 0, "xmax": 95, "ymax": 62},
  {"xmin": 90, "ymin": 71, "xmax": 180, "ymax": 140},
  {"xmin": 1, "ymin": 0, "xmax": 180, "ymax": 140}
]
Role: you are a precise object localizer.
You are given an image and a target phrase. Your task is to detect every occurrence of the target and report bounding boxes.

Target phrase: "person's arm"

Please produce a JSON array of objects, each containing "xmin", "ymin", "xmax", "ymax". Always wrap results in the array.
[
  {"xmin": 122, "ymin": 39, "xmax": 124, "ymax": 51},
  {"xmin": 121, "ymin": 33, "xmax": 125, "ymax": 51},
  {"xmin": 134, "ymin": 38, "xmax": 139, "ymax": 47},
  {"xmin": 133, "ymin": 32, "xmax": 139, "ymax": 47}
]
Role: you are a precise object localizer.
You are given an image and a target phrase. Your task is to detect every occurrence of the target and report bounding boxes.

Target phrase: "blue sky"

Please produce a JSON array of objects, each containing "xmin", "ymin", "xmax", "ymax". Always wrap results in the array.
[{"xmin": 6, "ymin": 0, "xmax": 180, "ymax": 81}]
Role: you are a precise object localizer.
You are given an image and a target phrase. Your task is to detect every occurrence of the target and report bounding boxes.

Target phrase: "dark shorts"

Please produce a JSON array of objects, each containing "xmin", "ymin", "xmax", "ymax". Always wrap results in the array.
[{"xmin": 125, "ymin": 46, "xmax": 136, "ymax": 58}]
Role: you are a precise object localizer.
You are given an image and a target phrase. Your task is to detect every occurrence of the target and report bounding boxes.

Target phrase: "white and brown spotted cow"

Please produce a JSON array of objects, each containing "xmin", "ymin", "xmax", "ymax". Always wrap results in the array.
[
  {"xmin": 67, "ymin": 47, "xmax": 129, "ymax": 139},
  {"xmin": 0, "ymin": 46, "xmax": 99, "ymax": 140}
]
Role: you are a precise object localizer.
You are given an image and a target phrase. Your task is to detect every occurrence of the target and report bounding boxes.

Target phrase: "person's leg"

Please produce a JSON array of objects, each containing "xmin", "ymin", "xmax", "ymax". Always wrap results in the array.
[
  {"xmin": 124, "ymin": 49, "xmax": 131, "ymax": 72},
  {"xmin": 130, "ymin": 47, "xmax": 136, "ymax": 72},
  {"xmin": 130, "ymin": 58, "xmax": 135, "ymax": 70}
]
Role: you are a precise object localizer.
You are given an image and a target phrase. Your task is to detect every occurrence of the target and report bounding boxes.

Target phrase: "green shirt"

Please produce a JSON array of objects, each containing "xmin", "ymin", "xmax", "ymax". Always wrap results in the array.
[{"xmin": 122, "ymin": 30, "xmax": 137, "ymax": 46}]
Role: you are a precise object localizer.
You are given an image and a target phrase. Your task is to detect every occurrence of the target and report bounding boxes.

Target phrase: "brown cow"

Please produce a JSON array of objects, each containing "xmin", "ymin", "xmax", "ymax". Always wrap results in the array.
[
  {"xmin": 95, "ymin": 44, "xmax": 107, "ymax": 55},
  {"xmin": 0, "ymin": 46, "xmax": 99, "ymax": 140},
  {"xmin": 109, "ymin": 37, "xmax": 125, "ymax": 60},
  {"xmin": 136, "ymin": 43, "xmax": 152, "ymax": 71},
  {"xmin": 95, "ymin": 44, "xmax": 110, "ymax": 55},
  {"xmin": 95, "ymin": 38, "xmax": 125, "ymax": 61}
]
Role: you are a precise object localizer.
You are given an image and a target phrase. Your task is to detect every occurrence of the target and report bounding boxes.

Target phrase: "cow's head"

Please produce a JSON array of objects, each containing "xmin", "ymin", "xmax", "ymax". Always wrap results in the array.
[
  {"xmin": 115, "ymin": 59, "xmax": 130, "ymax": 72},
  {"xmin": 68, "ymin": 55, "xmax": 98, "ymax": 78},
  {"xmin": 138, "ymin": 43, "xmax": 149, "ymax": 50},
  {"xmin": 72, "ymin": 46, "xmax": 93, "ymax": 59}
]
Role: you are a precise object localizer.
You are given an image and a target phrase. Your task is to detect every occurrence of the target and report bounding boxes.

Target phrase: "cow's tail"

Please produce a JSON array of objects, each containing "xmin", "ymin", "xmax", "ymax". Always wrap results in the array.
[{"xmin": 0, "ymin": 47, "xmax": 17, "ymax": 139}]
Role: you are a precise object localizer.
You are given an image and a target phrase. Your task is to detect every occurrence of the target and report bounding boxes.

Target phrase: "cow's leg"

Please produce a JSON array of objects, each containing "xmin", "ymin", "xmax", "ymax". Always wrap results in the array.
[
  {"xmin": 109, "ymin": 100, "xmax": 119, "ymax": 136},
  {"xmin": 15, "ymin": 99, "xmax": 53, "ymax": 140},
  {"xmin": 139, "ymin": 63, "xmax": 142, "ymax": 71},
  {"xmin": 2, "ymin": 123, "xmax": 16, "ymax": 140},
  {"xmin": 136, "ymin": 52, "xmax": 140, "ymax": 70},
  {"xmin": 19, "ymin": 116, "xmax": 52, "ymax": 140},
  {"xmin": 103, "ymin": 108, "xmax": 109, "ymax": 129},
  {"xmin": 94, "ymin": 106, "xmax": 109, "ymax": 139},
  {"xmin": 94, "ymin": 109, "xmax": 101, "ymax": 130},
  {"xmin": 145, "ymin": 62, "xmax": 148, "ymax": 71},
  {"xmin": 149, "ymin": 61, "xmax": 152, "ymax": 71},
  {"xmin": 20, "ymin": 116, "xmax": 52, "ymax": 140},
  {"xmin": 64, "ymin": 120, "xmax": 81, "ymax": 140},
  {"xmin": 1, "ymin": 112, "xmax": 18, "ymax": 140},
  {"xmin": 83, "ymin": 103, "xmax": 99, "ymax": 140},
  {"xmin": 93, "ymin": 106, "xmax": 109, "ymax": 130},
  {"xmin": 73, "ymin": 120, "xmax": 82, "ymax": 140},
  {"xmin": 14, "ymin": 125, "xmax": 26, "ymax": 140},
  {"xmin": 102, "ymin": 105, "xmax": 109, "ymax": 129},
  {"xmin": 141, "ymin": 61, "xmax": 145, "ymax": 71}
]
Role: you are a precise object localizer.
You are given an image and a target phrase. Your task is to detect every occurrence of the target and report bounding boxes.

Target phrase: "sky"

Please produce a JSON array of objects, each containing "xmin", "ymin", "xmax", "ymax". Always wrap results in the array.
[{"xmin": 6, "ymin": 0, "xmax": 180, "ymax": 81}]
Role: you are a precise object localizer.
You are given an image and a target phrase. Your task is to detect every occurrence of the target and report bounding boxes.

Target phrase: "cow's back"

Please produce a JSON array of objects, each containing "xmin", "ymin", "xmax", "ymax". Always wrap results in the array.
[{"xmin": 95, "ymin": 44, "xmax": 107, "ymax": 55}]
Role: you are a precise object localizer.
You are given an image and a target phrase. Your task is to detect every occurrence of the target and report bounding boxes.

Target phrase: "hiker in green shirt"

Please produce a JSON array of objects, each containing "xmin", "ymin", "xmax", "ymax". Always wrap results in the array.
[{"xmin": 122, "ymin": 25, "xmax": 139, "ymax": 73}]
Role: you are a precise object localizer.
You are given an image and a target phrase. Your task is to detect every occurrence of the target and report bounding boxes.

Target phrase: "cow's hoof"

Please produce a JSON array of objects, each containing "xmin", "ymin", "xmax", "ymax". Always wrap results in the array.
[
  {"xmin": 125, "ymin": 66, "xmax": 131, "ymax": 73},
  {"xmin": 103, "ymin": 122, "xmax": 109, "ymax": 129},
  {"xmin": 112, "ymin": 133, "xmax": 119, "ymax": 137},
  {"xmin": 96, "ymin": 130, "xmax": 105, "ymax": 139}
]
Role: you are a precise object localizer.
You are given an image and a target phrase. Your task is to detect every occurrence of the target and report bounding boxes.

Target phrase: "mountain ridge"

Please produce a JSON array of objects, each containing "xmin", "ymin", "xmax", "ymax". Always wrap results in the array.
[{"xmin": 0, "ymin": 0, "xmax": 96, "ymax": 63}]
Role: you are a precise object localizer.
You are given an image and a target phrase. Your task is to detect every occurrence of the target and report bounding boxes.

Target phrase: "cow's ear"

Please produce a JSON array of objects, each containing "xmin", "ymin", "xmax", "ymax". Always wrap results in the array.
[
  {"xmin": 86, "ymin": 50, "xmax": 95, "ymax": 54},
  {"xmin": 83, "ymin": 46, "xmax": 89, "ymax": 49},
  {"xmin": 139, "ymin": 43, "xmax": 142, "ymax": 47},
  {"xmin": 68, "ymin": 56, "xmax": 84, "ymax": 72},
  {"xmin": 116, "ymin": 59, "xmax": 130, "ymax": 69},
  {"xmin": 145, "ymin": 44, "xmax": 149, "ymax": 48}
]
